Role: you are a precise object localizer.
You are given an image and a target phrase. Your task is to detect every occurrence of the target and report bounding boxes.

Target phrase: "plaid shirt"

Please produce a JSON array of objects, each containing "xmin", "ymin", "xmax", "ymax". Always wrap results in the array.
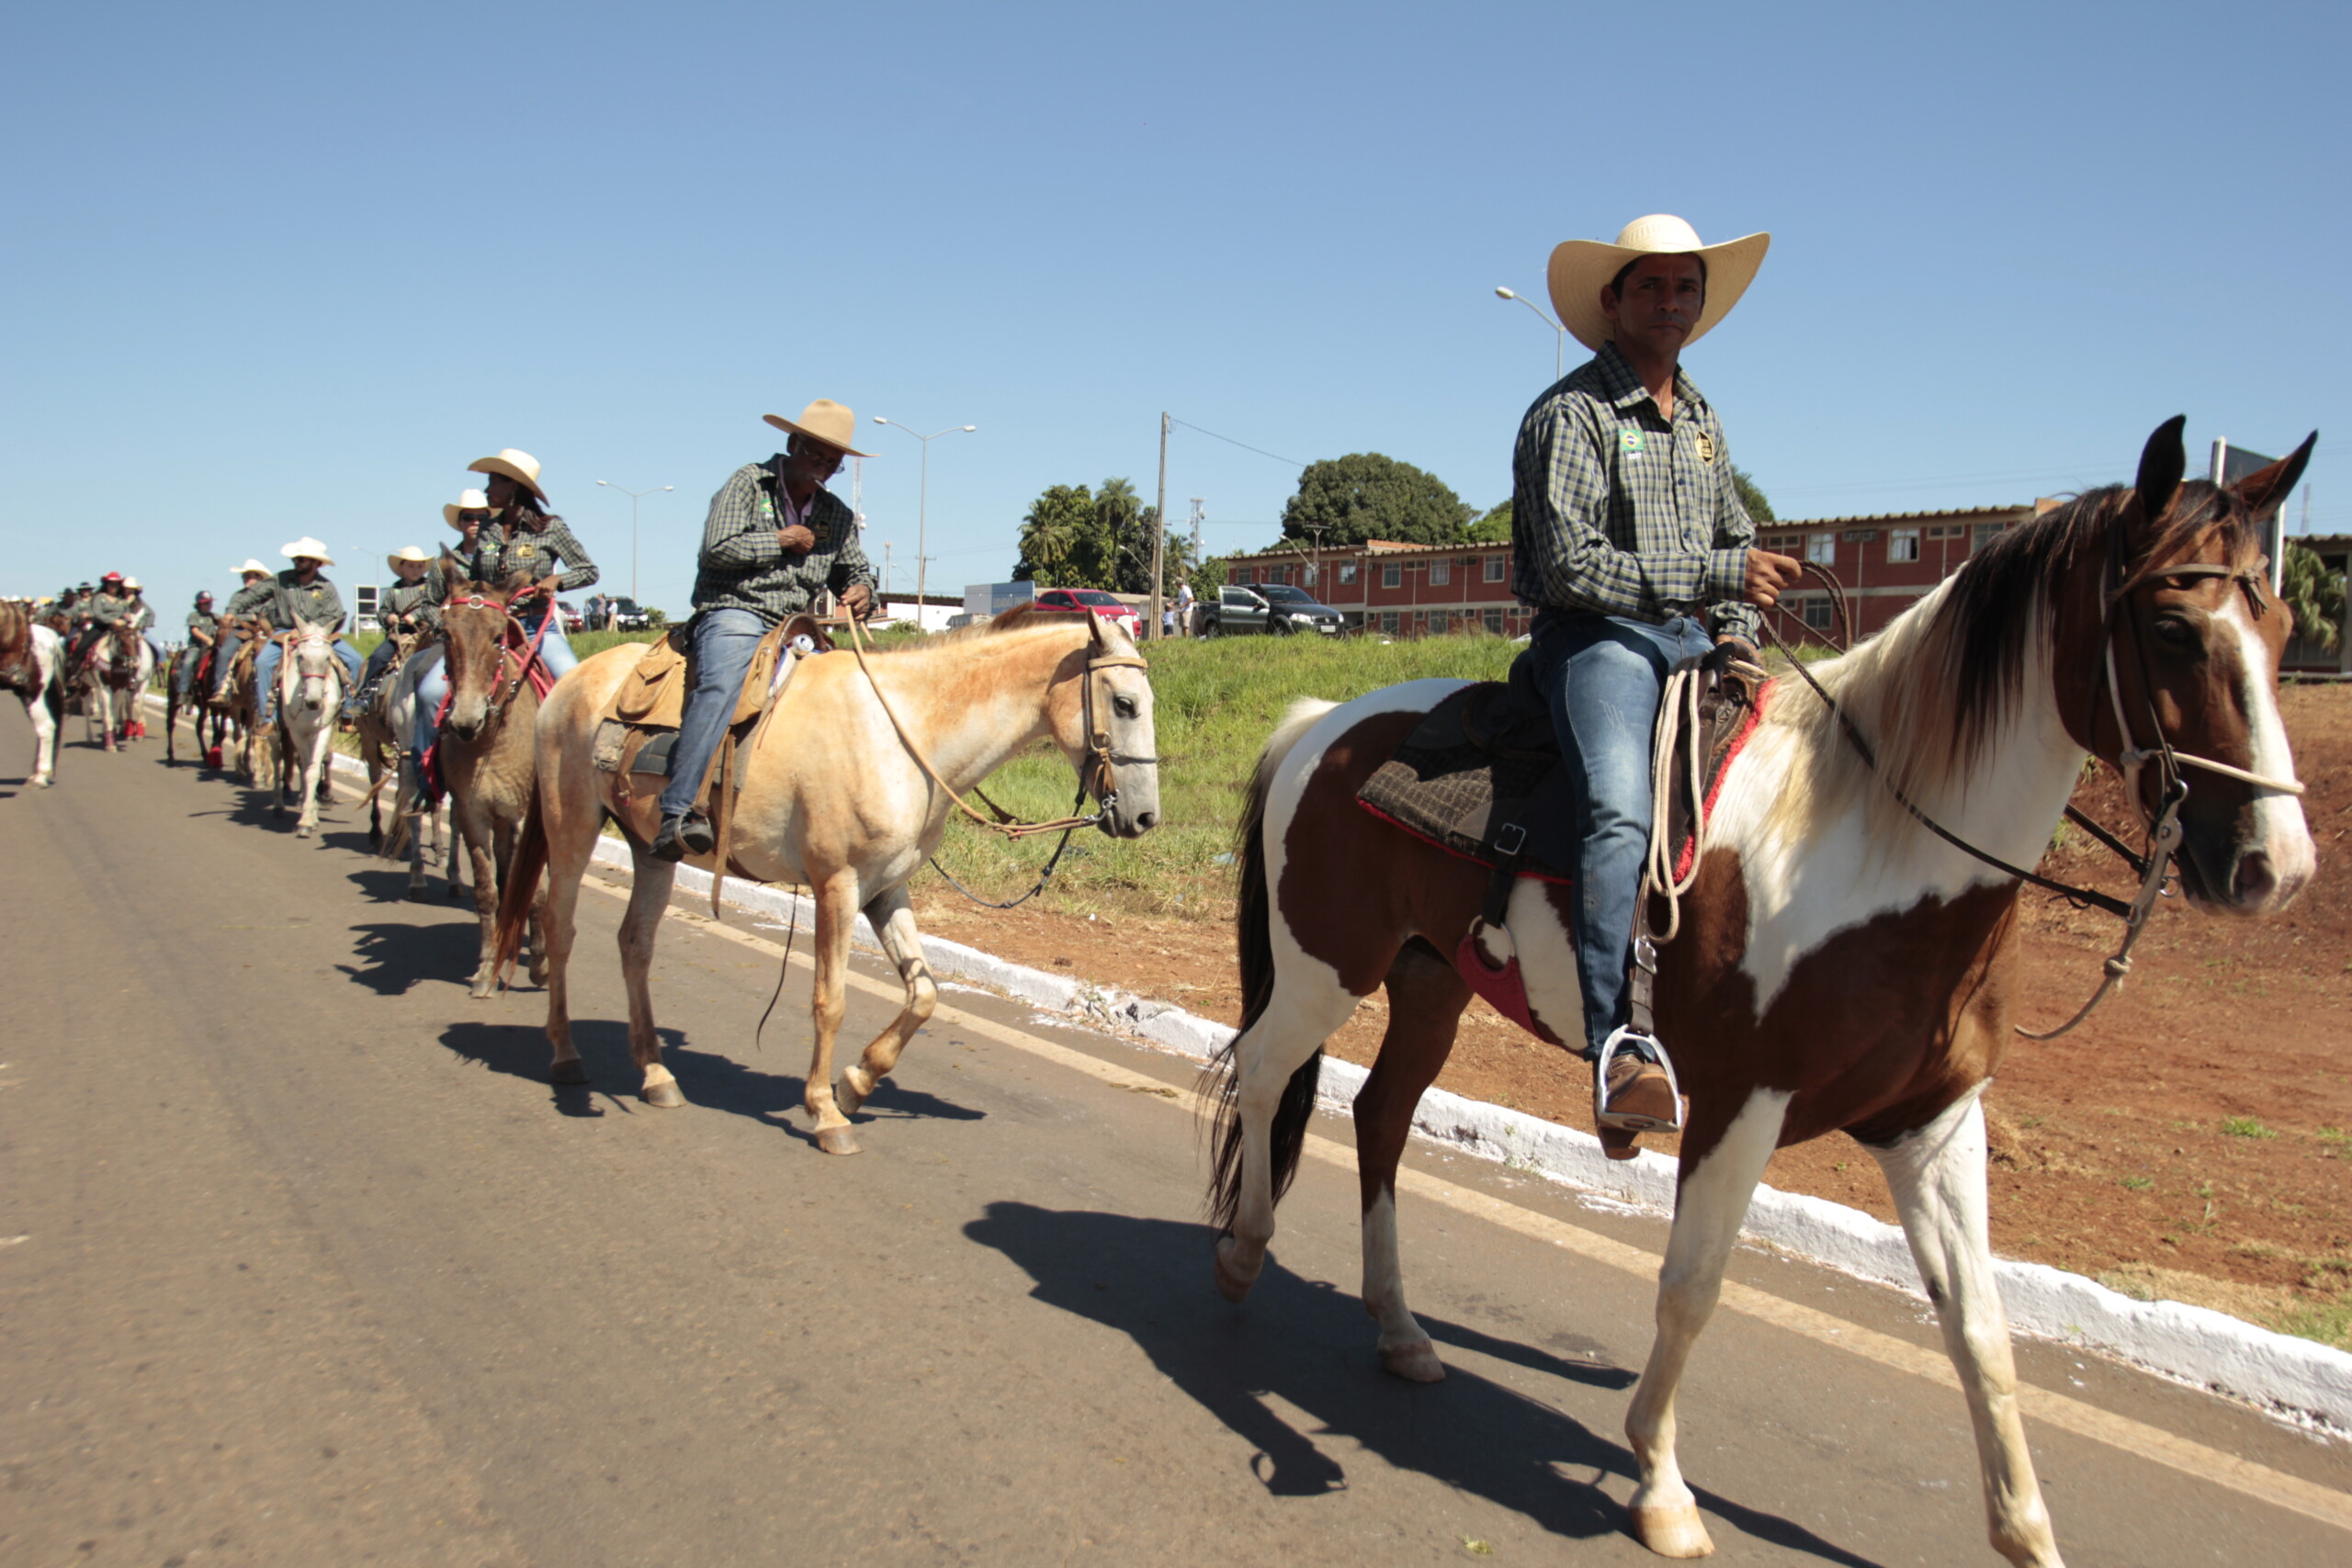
[
  {"xmin": 379, "ymin": 575, "xmax": 442, "ymax": 631},
  {"xmin": 691, "ymin": 458, "xmax": 874, "ymax": 625},
  {"xmin": 468, "ymin": 517, "xmax": 599, "ymax": 594},
  {"xmin": 263, "ymin": 570, "xmax": 346, "ymax": 632},
  {"xmin": 1510, "ymin": 340, "xmax": 1758, "ymax": 642}
]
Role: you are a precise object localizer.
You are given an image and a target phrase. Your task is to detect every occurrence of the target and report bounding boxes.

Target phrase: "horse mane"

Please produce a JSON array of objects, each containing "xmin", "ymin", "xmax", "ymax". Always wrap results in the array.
[{"xmin": 1762, "ymin": 480, "xmax": 2264, "ymax": 845}]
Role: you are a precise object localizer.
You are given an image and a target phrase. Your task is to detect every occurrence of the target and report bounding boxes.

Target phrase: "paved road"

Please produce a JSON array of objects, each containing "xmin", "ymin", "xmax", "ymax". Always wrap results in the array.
[{"xmin": 4, "ymin": 715, "xmax": 2349, "ymax": 1567}]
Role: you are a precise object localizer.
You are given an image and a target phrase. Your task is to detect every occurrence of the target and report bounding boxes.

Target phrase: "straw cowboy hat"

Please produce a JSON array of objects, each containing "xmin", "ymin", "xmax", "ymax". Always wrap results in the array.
[
  {"xmin": 466, "ymin": 449, "xmax": 547, "ymax": 501},
  {"xmin": 122, "ymin": 577, "xmax": 143, "ymax": 592},
  {"xmin": 1546, "ymin": 214, "xmax": 1771, "ymax": 354},
  {"xmin": 387, "ymin": 545, "xmax": 433, "ymax": 570},
  {"xmin": 234, "ymin": 558, "xmax": 270, "ymax": 577},
  {"xmin": 442, "ymin": 487, "xmax": 490, "ymax": 526},
  {"xmin": 281, "ymin": 537, "xmax": 335, "ymax": 565},
  {"xmin": 763, "ymin": 399, "xmax": 873, "ymax": 457}
]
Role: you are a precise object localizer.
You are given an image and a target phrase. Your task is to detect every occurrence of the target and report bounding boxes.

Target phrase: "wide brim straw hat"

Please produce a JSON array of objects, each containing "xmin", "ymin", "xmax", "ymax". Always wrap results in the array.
[
  {"xmin": 763, "ymin": 398, "xmax": 873, "ymax": 458},
  {"xmin": 122, "ymin": 577, "xmax": 142, "ymax": 592},
  {"xmin": 234, "ymin": 558, "xmax": 270, "ymax": 577},
  {"xmin": 387, "ymin": 545, "xmax": 433, "ymax": 570},
  {"xmin": 466, "ymin": 449, "xmax": 547, "ymax": 501},
  {"xmin": 1546, "ymin": 214, "xmax": 1770, "ymax": 354},
  {"xmin": 442, "ymin": 487, "xmax": 490, "ymax": 526},
  {"xmin": 281, "ymin": 537, "xmax": 335, "ymax": 565}
]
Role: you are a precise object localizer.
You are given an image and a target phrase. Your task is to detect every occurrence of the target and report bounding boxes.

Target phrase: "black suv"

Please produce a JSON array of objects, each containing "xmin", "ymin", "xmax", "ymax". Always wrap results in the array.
[{"xmin": 1202, "ymin": 582, "xmax": 1345, "ymax": 637}]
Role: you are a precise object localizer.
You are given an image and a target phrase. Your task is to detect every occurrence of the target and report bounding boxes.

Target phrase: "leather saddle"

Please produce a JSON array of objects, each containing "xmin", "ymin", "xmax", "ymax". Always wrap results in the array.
[{"xmin": 593, "ymin": 612, "xmax": 834, "ymax": 820}]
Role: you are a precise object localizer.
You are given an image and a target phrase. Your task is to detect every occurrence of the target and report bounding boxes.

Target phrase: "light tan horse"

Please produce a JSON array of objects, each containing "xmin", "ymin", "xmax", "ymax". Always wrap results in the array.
[
  {"xmin": 437, "ymin": 575, "xmax": 552, "ymax": 998},
  {"xmin": 494, "ymin": 607, "xmax": 1160, "ymax": 1152}
]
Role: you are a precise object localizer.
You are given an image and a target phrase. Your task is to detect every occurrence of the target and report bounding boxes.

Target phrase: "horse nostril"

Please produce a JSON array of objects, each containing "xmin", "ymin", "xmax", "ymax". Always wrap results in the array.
[
  {"xmin": 2233, "ymin": 851, "xmax": 2277, "ymax": 906},
  {"xmin": 1136, "ymin": 811, "xmax": 1158, "ymax": 830}
]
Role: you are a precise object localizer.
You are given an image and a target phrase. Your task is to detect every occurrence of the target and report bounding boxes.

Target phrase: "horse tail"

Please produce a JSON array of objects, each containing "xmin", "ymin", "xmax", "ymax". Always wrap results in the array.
[
  {"xmin": 1205, "ymin": 696, "xmax": 1337, "ymax": 1233},
  {"xmin": 491, "ymin": 780, "xmax": 548, "ymax": 990}
]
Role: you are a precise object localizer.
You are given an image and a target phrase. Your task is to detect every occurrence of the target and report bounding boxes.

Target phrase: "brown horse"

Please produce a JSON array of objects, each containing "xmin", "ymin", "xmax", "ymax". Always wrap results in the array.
[
  {"xmin": 1204, "ymin": 419, "xmax": 2315, "ymax": 1567},
  {"xmin": 492, "ymin": 607, "xmax": 1160, "ymax": 1150},
  {"xmin": 436, "ymin": 574, "xmax": 550, "ymax": 998},
  {"xmin": 165, "ymin": 641, "xmax": 231, "ymax": 768},
  {"xmin": 0, "ymin": 603, "xmax": 62, "ymax": 787}
]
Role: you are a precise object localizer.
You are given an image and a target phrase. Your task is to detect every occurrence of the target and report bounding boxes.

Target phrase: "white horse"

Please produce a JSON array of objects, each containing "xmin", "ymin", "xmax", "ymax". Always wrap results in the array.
[
  {"xmin": 273, "ymin": 623, "xmax": 345, "ymax": 838},
  {"xmin": 378, "ymin": 642, "xmax": 464, "ymax": 901},
  {"xmin": 1, "ymin": 608, "xmax": 62, "ymax": 788},
  {"xmin": 74, "ymin": 621, "xmax": 153, "ymax": 752}
]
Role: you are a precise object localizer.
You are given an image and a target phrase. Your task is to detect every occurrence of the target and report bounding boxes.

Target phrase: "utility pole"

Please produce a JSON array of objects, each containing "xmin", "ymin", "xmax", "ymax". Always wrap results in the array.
[
  {"xmin": 1188, "ymin": 497, "xmax": 1204, "ymax": 562},
  {"xmin": 594, "ymin": 479, "xmax": 675, "ymax": 604},
  {"xmin": 1150, "ymin": 412, "xmax": 1170, "ymax": 640},
  {"xmin": 883, "ymin": 542, "xmax": 894, "ymax": 604},
  {"xmin": 1302, "ymin": 522, "xmax": 1332, "ymax": 594}
]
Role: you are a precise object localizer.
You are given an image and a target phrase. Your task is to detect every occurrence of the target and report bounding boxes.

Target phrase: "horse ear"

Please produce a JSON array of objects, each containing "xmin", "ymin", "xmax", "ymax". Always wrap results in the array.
[
  {"xmin": 2134, "ymin": 415, "xmax": 2188, "ymax": 526},
  {"xmin": 2232, "ymin": 431, "xmax": 2318, "ymax": 522}
]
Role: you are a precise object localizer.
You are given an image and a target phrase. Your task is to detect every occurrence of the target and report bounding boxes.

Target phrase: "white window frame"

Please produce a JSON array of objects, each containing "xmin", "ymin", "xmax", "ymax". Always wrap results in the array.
[
  {"xmin": 1381, "ymin": 562, "xmax": 1401, "ymax": 589},
  {"xmin": 1805, "ymin": 533, "xmax": 1837, "ymax": 566},
  {"xmin": 1339, "ymin": 560, "xmax": 1358, "ymax": 584},
  {"xmin": 1429, "ymin": 558, "xmax": 1451, "ymax": 586},
  {"xmin": 1888, "ymin": 528, "xmax": 1920, "ymax": 563},
  {"xmin": 1484, "ymin": 553, "xmax": 1505, "ymax": 582}
]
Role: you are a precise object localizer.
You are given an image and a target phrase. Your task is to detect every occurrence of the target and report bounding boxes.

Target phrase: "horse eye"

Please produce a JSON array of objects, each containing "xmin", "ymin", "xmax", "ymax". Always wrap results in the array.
[
  {"xmin": 2152, "ymin": 615, "xmax": 2197, "ymax": 649},
  {"xmin": 1114, "ymin": 695, "xmax": 1138, "ymax": 719}
]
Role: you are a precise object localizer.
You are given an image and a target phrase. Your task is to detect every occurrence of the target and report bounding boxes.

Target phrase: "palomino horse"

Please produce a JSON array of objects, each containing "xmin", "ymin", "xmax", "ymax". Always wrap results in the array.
[
  {"xmin": 271, "ymin": 624, "xmax": 345, "ymax": 838},
  {"xmin": 72, "ymin": 621, "xmax": 152, "ymax": 753},
  {"xmin": 492, "ymin": 606, "xmax": 1160, "ymax": 1152},
  {"xmin": 0, "ymin": 603, "xmax": 62, "ymax": 788},
  {"xmin": 1204, "ymin": 420, "xmax": 2314, "ymax": 1567},
  {"xmin": 435, "ymin": 575, "xmax": 553, "ymax": 997}
]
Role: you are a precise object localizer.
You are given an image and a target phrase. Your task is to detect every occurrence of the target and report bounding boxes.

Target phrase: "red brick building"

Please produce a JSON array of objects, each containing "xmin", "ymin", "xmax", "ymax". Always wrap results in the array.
[{"xmin": 1220, "ymin": 503, "xmax": 2034, "ymax": 642}]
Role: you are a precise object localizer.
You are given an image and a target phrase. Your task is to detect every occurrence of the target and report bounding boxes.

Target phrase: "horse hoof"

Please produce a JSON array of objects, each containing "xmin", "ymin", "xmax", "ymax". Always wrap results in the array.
[
  {"xmin": 468, "ymin": 978, "xmax": 496, "ymax": 1000},
  {"xmin": 1211, "ymin": 1236, "xmax": 1257, "ymax": 1303},
  {"xmin": 550, "ymin": 1058, "xmax": 589, "ymax": 1086},
  {"xmin": 407, "ymin": 885, "xmax": 429, "ymax": 903},
  {"xmin": 527, "ymin": 960, "xmax": 550, "ymax": 987},
  {"xmin": 814, "ymin": 1124, "xmax": 861, "ymax": 1156},
  {"xmin": 836, "ymin": 1067, "xmax": 874, "ymax": 1115},
  {"xmin": 642, "ymin": 1080, "xmax": 687, "ymax": 1110},
  {"xmin": 1630, "ymin": 1503, "xmax": 1714, "ymax": 1559},
  {"xmin": 1377, "ymin": 1337, "xmax": 1446, "ymax": 1383},
  {"xmin": 295, "ymin": 825, "xmax": 313, "ymax": 840}
]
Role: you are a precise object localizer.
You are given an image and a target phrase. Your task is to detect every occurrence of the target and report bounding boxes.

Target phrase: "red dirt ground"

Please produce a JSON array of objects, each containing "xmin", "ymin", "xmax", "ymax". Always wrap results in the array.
[{"xmin": 910, "ymin": 684, "xmax": 2352, "ymax": 1340}]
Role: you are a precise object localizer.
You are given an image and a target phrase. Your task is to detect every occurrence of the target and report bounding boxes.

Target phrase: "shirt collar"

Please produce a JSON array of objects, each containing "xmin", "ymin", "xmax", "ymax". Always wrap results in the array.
[{"xmin": 1592, "ymin": 340, "xmax": 1708, "ymax": 418}]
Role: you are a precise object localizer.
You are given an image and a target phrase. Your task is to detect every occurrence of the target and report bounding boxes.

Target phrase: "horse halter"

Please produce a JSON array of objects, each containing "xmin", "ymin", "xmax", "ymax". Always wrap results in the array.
[{"xmin": 444, "ymin": 593, "xmax": 548, "ymax": 718}]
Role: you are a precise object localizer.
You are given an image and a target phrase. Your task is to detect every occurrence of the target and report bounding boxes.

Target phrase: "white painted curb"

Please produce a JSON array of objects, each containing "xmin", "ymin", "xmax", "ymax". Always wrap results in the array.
[{"xmin": 162, "ymin": 696, "xmax": 2352, "ymax": 1432}]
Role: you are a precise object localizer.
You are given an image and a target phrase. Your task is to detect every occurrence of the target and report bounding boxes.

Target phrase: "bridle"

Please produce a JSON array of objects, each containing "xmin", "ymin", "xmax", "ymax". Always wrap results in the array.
[
  {"xmin": 442, "ymin": 593, "xmax": 551, "ymax": 723},
  {"xmin": 842, "ymin": 612, "xmax": 1157, "ymax": 909},
  {"xmin": 1760, "ymin": 508, "xmax": 2304, "ymax": 1040},
  {"xmin": 278, "ymin": 626, "xmax": 342, "ymax": 712}
]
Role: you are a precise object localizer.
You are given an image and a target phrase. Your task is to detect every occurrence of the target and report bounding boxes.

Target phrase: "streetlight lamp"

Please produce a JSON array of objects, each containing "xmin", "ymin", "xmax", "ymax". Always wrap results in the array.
[
  {"xmin": 594, "ymin": 479, "xmax": 674, "ymax": 606},
  {"xmin": 1494, "ymin": 287, "xmax": 1566, "ymax": 381},
  {"xmin": 871, "ymin": 416, "xmax": 977, "ymax": 625}
]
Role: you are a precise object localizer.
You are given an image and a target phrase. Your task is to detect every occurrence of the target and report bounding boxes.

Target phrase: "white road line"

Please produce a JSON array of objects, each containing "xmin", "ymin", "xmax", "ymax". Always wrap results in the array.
[{"xmin": 577, "ymin": 874, "xmax": 2352, "ymax": 1537}]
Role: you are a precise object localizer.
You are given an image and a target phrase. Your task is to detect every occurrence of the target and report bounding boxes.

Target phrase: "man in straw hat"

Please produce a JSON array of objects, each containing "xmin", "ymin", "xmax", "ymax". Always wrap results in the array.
[
  {"xmin": 121, "ymin": 577, "xmax": 165, "ymax": 670},
  {"xmin": 358, "ymin": 546, "xmax": 442, "ymax": 700},
  {"xmin": 251, "ymin": 540, "xmax": 365, "ymax": 725},
  {"xmin": 1510, "ymin": 213, "xmax": 1804, "ymax": 1133},
  {"xmin": 210, "ymin": 559, "xmax": 277, "ymax": 705},
  {"xmin": 650, "ymin": 398, "xmax": 877, "ymax": 862}
]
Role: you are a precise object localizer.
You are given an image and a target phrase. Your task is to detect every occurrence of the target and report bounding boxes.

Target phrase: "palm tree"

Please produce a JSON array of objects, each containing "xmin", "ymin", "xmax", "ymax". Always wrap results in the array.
[{"xmin": 2279, "ymin": 540, "xmax": 2344, "ymax": 653}]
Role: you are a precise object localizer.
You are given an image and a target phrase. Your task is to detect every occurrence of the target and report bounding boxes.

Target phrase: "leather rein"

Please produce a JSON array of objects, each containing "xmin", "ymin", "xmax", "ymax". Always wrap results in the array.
[
  {"xmin": 443, "ymin": 594, "xmax": 552, "ymax": 723},
  {"xmin": 1758, "ymin": 533, "xmax": 2304, "ymax": 1040}
]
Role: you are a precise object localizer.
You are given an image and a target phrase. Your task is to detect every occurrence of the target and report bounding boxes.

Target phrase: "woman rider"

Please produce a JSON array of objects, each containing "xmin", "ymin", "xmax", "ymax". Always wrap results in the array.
[
  {"xmin": 412, "ymin": 453, "xmax": 596, "ymax": 770},
  {"xmin": 122, "ymin": 578, "xmax": 166, "ymax": 671}
]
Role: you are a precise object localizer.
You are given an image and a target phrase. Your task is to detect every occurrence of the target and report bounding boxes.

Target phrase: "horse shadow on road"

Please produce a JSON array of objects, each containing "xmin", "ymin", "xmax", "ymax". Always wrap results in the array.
[
  {"xmin": 964, "ymin": 1201, "xmax": 1883, "ymax": 1565},
  {"xmin": 433, "ymin": 1016, "xmax": 987, "ymax": 1142}
]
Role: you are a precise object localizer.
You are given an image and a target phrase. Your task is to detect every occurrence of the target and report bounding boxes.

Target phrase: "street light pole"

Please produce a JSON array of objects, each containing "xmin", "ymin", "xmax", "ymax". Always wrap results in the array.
[
  {"xmin": 872, "ymin": 417, "xmax": 977, "ymax": 624},
  {"xmin": 1494, "ymin": 287, "xmax": 1566, "ymax": 381},
  {"xmin": 594, "ymin": 479, "xmax": 675, "ymax": 604}
]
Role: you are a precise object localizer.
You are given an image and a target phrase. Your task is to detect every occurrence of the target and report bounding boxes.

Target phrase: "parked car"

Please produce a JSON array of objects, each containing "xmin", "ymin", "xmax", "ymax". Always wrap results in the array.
[
  {"xmin": 1032, "ymin": 586, "xmax": 1143, "ymax": 637},
  {"xmin": 605, "ymin": 597, "xmax": 653, "ymax": 632},
  {"xmin": 557, "ymin": 600, "xmax": 584, "ymax": 634},
  {"xmin": 1201, "ymin": 582, "xmax": 1345, "ymax": 637}
]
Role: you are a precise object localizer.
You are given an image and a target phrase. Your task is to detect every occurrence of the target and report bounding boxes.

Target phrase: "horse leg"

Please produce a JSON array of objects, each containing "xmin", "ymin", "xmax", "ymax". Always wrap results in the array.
[
  {"xmin": 617, "ymin": 857, "xmax": 682, "ymax": 1105},
  {"xmin": 1867, "ymin": 1090, "xmax": 2064, "ymax": 1567},
  {"xmin": 803, "ymin": 873, "xmax": 865, "ymax": 1155},
  {"xmin": 836, "ymin": 886, "xmax": 936, "ymax": 1115},
  {"xmin": 1624, "ymin": 1087, "xmax": 1790, "ymax": 1560},
  {"xmin": 294, "ymin": 728, "xmax": 323, "ymax": 838},
  {"xmin": 538, "ymin": 788, "xmax": 604, "ymax": 1086},
  {"xmin": 465, "ymin": 816, "xmax": 509, "ymax": 998},
  {"xmin": 1353, "ymin": 940, "xmax": 1472, "ymax": 1382},
  {"xmin": 1213, "ymin": 950, "xmax": 1364, "ymax": 1302}
]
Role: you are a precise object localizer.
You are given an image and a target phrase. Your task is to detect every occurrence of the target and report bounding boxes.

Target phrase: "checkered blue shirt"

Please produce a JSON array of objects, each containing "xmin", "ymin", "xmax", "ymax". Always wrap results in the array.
[
  {"xmin": 1510, "ymin": 341, "xmax": 1758, "ymax": 641},
  {"xmin": 691, "ymin": 458, "xmax": 874, "ymax": 625}
]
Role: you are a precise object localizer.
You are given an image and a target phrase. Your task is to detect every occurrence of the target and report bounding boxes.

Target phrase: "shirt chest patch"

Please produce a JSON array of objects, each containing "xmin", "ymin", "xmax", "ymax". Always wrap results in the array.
[
  {"xmin": 1619, "ymin": 429, "xmax": 1646, "ymax": 457},
  {"xmin": 1694, "ymin": 430, "xmax": 1716, "ymax": 464}
]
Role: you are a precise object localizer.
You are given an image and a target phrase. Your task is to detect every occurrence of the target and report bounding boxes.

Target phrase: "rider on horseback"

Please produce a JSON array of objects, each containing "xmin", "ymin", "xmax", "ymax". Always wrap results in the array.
[
  {"xmin": 121, "ymin": 578, "xmax": 165, "ymax": 671},
  {"xmin": 358, "ymin": 546, "xmax": 441, "ymax": 704},
  {"xmin": 251, "ymin": 540, "xmax": 366, "ymax": 724},
  {"xmin": 1510, "ymin": 214, "xmax": 1803, "ymax": 1131},
  {"xmin": 650, "ymin": 398, "xmax": 877, "ymax": 863},
  {"xmin": 177, "ymin": 592, "xmax": 218, "ymax": 705},
  {"xmin": 210, "ymin": 560, "xmax": 275, "ymax": 707},
  {"xmin": 68, "ymin": 572, "xmax": 132, "ymax": 670}
]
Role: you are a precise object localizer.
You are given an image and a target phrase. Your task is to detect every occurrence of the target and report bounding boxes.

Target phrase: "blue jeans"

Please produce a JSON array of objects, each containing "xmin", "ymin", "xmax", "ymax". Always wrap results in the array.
[
  {"xmin": 659, "ymin": 608, "xmax": 765, "ymax": 819},
  {"xmin": 412, "ymin": 613, "xmax": 575, "ymax": 753},
  {"xmin": 176, "ymin": 643, "xmax": 210, "ymax": 698},
  {"xmin": 1524, "ymin": 612, "xmax": 1716, "ymax": 1056},
  {"xmin": 256, "ymin": 637, "xmax": 364, "ymax": 721},
  {"xmin": 211, "ymin": 630, "xmax": 243, "ymax": 696}
]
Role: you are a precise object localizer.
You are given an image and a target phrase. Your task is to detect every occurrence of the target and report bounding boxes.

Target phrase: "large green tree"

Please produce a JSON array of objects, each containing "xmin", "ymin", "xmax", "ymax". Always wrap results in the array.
[
  {"xmin": 2282, "ymin": 540, "xmax": 2345, "ymax": 653},
  {"xmin": 1464, "ymin": 500, "xmax": 1512, "ymax": 543},
  {"xmin": 1732, "ymin": 464, "xmax": 1775, "ymax": 524},
  {"xmin": 1280, "ymin": 453, "xmax": 1472, "ymax": 547},
  {"xmin": 1013, "ymin": 483, "xmax": 1102, "ymax": 587}
]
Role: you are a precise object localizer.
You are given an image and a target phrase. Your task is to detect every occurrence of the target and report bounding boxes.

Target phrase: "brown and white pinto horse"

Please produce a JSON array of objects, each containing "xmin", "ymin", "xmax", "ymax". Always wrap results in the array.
[
  {"xmin": 72, "ymin": 621, "xmax": 152, "ymax": 752},
  {"xmin": 0, "ymin": 603, "xmax": 62, "ymax": 787},
  {"xmin": 1204, "ymin": 419, "xmax": 2315, "ymax": 1566}
]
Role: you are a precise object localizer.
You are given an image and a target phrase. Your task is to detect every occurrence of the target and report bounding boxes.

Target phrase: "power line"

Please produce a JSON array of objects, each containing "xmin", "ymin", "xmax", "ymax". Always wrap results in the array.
[{"xmin": 1168, "ymin": 418, "xmax": 1305, "ymax": 468}]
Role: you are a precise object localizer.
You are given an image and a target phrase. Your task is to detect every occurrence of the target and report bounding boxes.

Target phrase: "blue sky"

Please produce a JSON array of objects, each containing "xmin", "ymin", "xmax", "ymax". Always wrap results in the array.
[{"xmin": 6, "ymin": 1, "xmax": 2347, "ymax": 619}]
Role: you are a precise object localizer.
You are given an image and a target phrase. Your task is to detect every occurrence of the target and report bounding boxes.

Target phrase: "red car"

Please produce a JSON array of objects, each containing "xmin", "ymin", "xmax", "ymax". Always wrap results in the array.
[{"xmin": 1032, "ymin": 587, "xmax": 1143, "ymax": 637}]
